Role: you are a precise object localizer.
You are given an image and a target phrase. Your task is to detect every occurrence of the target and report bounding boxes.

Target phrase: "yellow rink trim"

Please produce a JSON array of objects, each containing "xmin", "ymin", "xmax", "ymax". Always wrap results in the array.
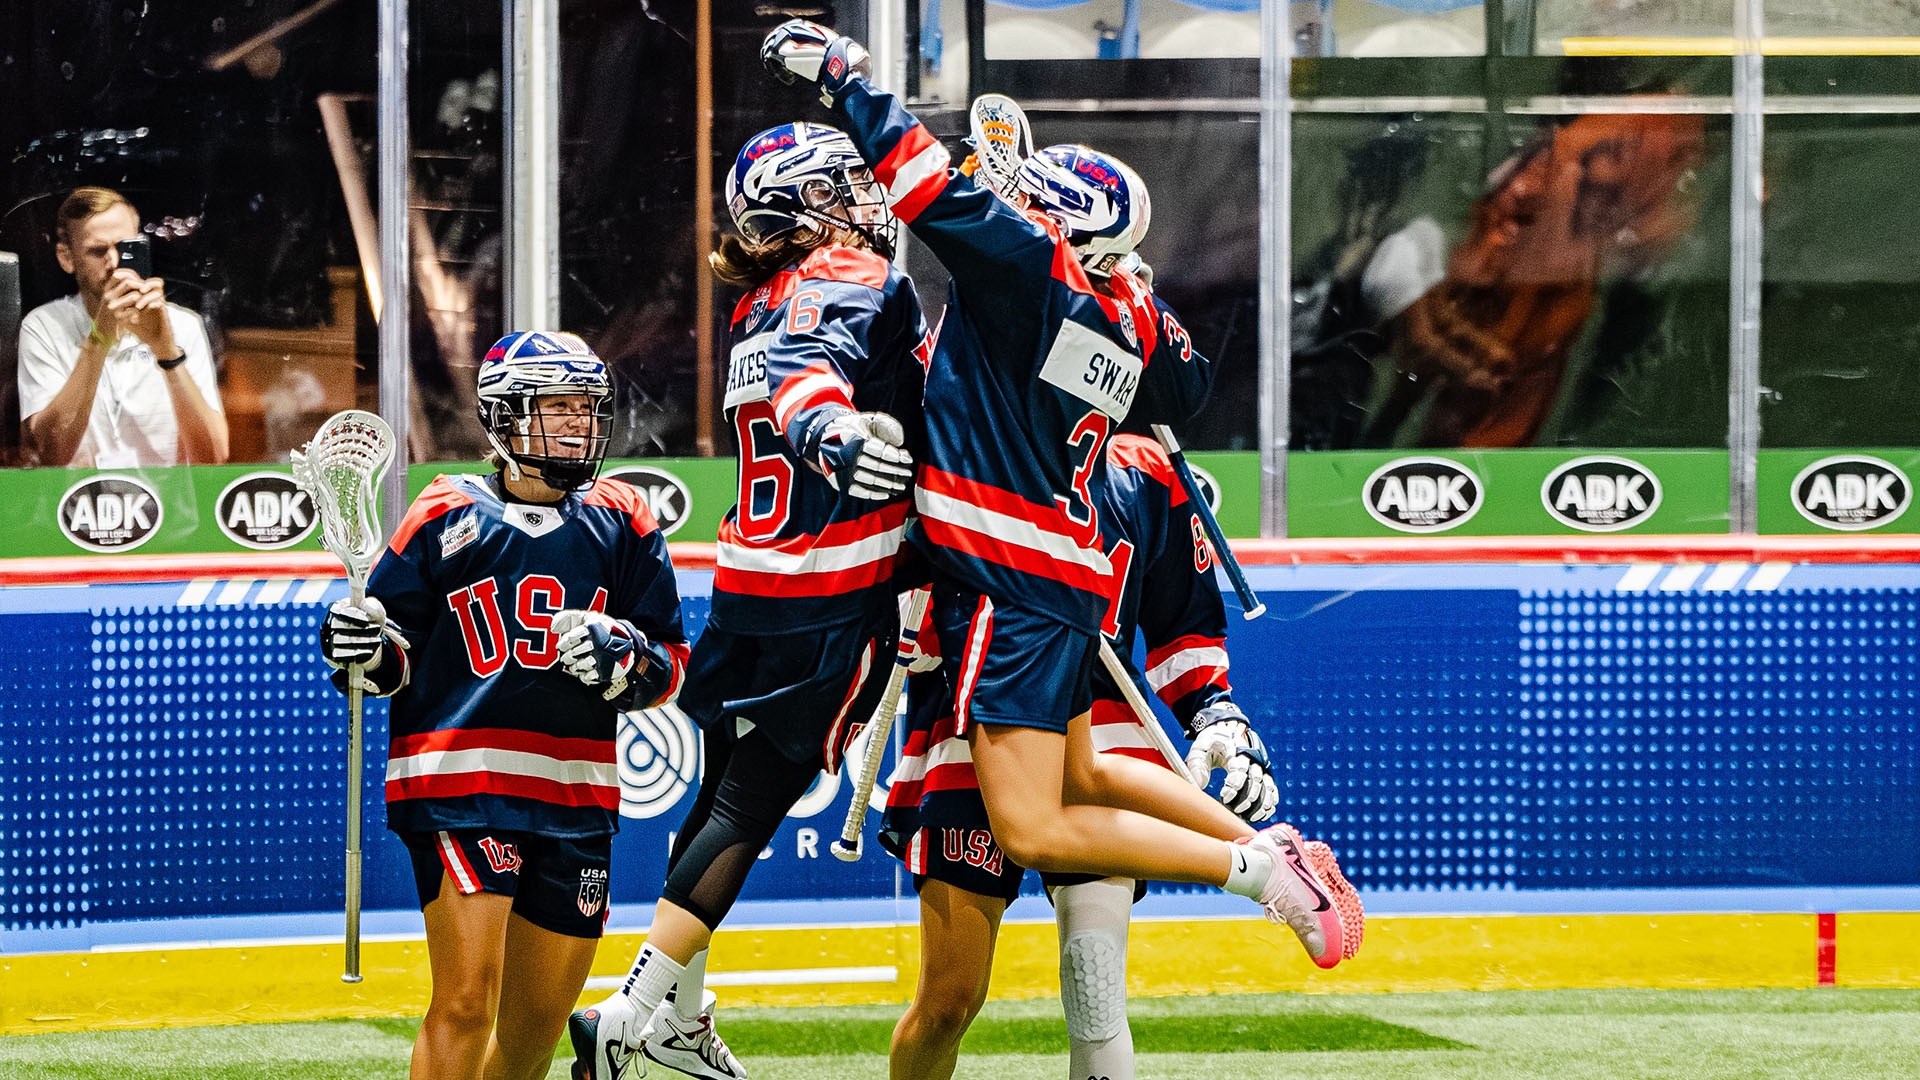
[
  {"xmin": 5, "ymin": 911, "xmax": 1916, "ymax": 1035},
  {"xmin": 1563, "ymin": 36, "xmax": 1920, "ymax": 56}
]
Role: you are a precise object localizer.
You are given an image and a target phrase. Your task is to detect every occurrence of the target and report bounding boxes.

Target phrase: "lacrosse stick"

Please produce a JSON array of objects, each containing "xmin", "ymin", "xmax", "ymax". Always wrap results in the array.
[
  {"xmin": 1150, "ymin": 424, "xmax": 1265, "ymax": 620},
  {"xmin": 1096, "ymin": 637, "xmax": 1199, "ymax": 787},
  {"xmin": 291, "ymin": 409, "xmax": 396, "ymax": 983},
  {"xmin": 967, "ymin": 93, "xmax": 1033, "ymax": 198},
  {"xmin": 832, "ymin": 587, "xmax": 932, "ymax": 861}
]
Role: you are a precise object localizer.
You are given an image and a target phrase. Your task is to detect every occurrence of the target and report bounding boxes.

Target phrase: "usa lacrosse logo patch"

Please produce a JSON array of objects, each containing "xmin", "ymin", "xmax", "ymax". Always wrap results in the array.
[{"xmin": 577, "ymin": 867, "xmax": 609, "ymax": 917}]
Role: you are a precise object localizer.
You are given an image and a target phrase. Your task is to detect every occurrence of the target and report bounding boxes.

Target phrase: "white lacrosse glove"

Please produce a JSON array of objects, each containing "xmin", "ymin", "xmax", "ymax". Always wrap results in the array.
[
  {"xmin": 321, "ymin": 596, "xmax": 392, "ymax": 670},
  {"xmin": 553, "ymin": 610, "xmax": 645, "ymax": 702},
  {"xmin": 1185, "ymin": 705, "xmax": 1279, "ymax": 822},
  {"xmin": 761, "ymin": 18, "xmax": 870, "ymax": 106},
  {"xmin": 816, "ymin": 410, "xmax": 914, "ymax": 501}
]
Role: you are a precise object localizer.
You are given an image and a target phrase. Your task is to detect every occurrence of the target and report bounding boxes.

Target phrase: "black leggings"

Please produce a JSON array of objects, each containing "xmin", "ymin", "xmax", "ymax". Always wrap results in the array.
[{"xmin": 660, "ymin": 727, "xmax": 822, "ymax": 929}]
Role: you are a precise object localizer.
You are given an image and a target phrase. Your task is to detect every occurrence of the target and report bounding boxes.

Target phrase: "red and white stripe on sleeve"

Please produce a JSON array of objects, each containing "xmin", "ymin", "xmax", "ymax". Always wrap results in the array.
[
  {"xmin": 1144, "ymin": 633, "xmax": 1231, "ymax": 707},
  {"xmin": 772, "ymin": 361, "xmax": 857, "ymax": 431},
  {"xmin": 873, "ymin": 122, "xmax": 952, "ymax": 224}
]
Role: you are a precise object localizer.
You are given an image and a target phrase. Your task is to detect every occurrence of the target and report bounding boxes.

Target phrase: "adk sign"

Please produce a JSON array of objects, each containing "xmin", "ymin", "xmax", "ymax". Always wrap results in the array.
[
  {"xmin": 58, "ymin": 474, "xmax": 163, "ymax": 552},
  {"xmin": 1541, "ymin": 456, "xmax": 1662, "ymax": 532},
  {"xmin": 1792, "ymin": 455, "xmax": 1910, "ymax": 531},
  {"xmin": 604, "ymin": 466, "xmax": 692, "ymax": 536},
  {"xmin": 216, "ymin": 472, "xmax": 317, "ymax": 549},
  {"xmin": 1363, "ymin": 457, "xmax": 1483, "ymax": 533}
]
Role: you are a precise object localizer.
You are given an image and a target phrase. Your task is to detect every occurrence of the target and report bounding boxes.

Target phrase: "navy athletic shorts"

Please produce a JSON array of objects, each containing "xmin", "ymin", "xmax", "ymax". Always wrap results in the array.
[
  {"xmin": 894, "ymin": 787, "xmax": 1027, "ymax": 904},
  {"xmin": 401, "ymin": 828, "xmax": 611, "ymax": 939},
  {"xmin": 932, "ymin": 575, "xmax": 1094, "ymax": 736},
  {"xmin": 675, "ymin": 606, "xmax": 899, "ymax": 773}
]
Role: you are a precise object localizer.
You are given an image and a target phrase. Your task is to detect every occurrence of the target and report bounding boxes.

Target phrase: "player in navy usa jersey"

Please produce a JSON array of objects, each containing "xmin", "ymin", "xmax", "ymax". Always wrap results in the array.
[
  {"xmin": 318, "ymin": 331, "xmax": 687, "ymax": 1080},
  {"xmin": 569, "ymin": 122, "xmax": 930, "ymax": 1080},
  {"xmin": 763, "ymin": 19, "xmax": 1341, "ymax": 958},
  {"xmin": 878, "ymin": 435, "xmax": 1365, "ymax": 1079}
]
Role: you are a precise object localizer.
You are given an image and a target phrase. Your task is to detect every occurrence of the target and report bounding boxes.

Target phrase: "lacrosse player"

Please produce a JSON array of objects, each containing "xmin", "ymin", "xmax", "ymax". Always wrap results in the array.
[
  {"xmin": 879, "ymin": 434, "xmax": 1365, "ymax": 1080},
  {"xmin": 567, "ymin": 122, "xmax": 932, "ymax": 1080},
  {"xmin": 318, "ymin": 331, "xmax": 689, "ymax": 1080},
  {"xmin": 760, "ymin": 18, "xmax": 1351, "ymax": 954}
]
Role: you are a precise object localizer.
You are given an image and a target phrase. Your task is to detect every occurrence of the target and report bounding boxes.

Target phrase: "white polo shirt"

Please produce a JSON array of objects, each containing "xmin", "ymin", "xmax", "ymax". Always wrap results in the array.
[{"xmin": 17, "ymin": 293, "xmax": 224, "ymax": 468}]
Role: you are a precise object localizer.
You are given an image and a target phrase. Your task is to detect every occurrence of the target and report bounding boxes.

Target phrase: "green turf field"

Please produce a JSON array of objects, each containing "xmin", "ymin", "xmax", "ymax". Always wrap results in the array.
[{"xmin": 4, "ymin": 988, "xmax": 1917, "ymax": 1079}]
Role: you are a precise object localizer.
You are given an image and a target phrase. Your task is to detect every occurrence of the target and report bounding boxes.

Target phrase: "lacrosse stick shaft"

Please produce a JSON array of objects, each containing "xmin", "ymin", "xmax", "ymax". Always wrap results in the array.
[
  {"xmin": 1150, "ymin": 425, "xmax": 1265, "ymax": 620},
  {"xmin": 343, "ymin": 577, "xmax": 365, "ymax": 983},
  {"xmin": 832, "ymin": 587, "xmax": 932, "ymax": 861},
  {"xmin": 1096, "ymin": 637, "xmax": 1199, "ymax": 787}
]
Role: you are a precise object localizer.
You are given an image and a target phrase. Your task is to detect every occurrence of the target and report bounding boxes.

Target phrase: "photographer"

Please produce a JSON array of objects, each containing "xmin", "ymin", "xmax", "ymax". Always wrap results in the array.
[{"xmin": 17, "ymin": 186, "xmax": 227, "ymax": 467}]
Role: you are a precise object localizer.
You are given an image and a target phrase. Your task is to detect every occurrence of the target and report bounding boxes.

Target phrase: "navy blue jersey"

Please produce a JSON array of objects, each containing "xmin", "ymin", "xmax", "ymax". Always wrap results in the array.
[
  {"xmin": 1090, "ymin": 435, "xmax": 1235, "ymax": 750},
  {"xmin": 367, "ymin": 473, "xmax": 689, "ymax": 839},
  {"xmin": 712, "ymin": 244, "xmax": 931, "ymax": 634},
  {"xmin": 832, "ymin": 77, "xmax": 1215, "ymax": 635},
  {"xmin": 886, "ymin": 435, "xmax": 1237, "ymax": 806}
]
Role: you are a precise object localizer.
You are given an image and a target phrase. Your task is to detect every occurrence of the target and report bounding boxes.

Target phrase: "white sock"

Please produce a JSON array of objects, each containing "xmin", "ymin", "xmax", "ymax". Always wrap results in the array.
[
  {"xmin": 620, "ymin": 942, "xmax": 686, "ymax": 1018},
  {"xmin": 669, "ymin": 948, "xmax": 710, "ymax": 1019},
  {"xmin": 1222, "ymin": 841, "xmax": 1274, "ymax": 900},
  {"xmin": 1056, "ymin": 878, "xmax": 1136, "ymax": 1080}
]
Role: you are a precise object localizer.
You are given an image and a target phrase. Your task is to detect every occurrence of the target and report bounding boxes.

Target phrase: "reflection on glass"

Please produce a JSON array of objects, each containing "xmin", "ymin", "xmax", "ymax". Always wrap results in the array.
[
  {"xmin": 1293, "ymin": 107, "xmax": 1729, "ymax": 450},
  {"xmin": 1761, "ymin": 115, "xmax": 1920, "ymax": 446},
  {"xmin": 0, "ymin": 0, "xmax": 376, "ymax": 468},
  {"xmin": 1329, "ymin": 0, "xmax": 1486, "ymax": 57}
]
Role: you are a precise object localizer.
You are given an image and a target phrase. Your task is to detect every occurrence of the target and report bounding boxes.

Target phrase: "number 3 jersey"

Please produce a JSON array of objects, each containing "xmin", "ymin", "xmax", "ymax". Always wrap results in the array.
[
  {"xmin": 365, "ymin": 473, "xmax": 690, "ymax": 839},
  {"xmin": 832, "ymin": 78, "xmax": 1215, "ymax": 636},
  {"xmin": 713, "ymin": 243, "xmax": 930, "ymax": 635}
]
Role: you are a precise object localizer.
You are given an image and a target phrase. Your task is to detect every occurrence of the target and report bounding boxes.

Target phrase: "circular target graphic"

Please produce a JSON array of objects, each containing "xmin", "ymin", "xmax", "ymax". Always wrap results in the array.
[{"xmin": 617, "ymin": 705, "xmax": 701, "ymax": 819}]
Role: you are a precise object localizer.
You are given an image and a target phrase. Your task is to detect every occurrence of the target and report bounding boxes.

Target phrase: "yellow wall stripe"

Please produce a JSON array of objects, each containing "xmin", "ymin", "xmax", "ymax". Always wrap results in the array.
[{"xmin": 4, "ymin": 911, "xmax": 1911, "ymax": 1035}]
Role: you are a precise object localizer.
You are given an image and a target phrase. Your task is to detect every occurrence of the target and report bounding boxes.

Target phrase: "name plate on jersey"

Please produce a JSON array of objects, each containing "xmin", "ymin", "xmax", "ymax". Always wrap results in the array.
[
  {"xmin": 1038, "ymin": 319, "xmax": 1141, "ymax": 420},
  {"xmin": 724, "ymin": 332, "xmax": 772, "ymax": 410}
]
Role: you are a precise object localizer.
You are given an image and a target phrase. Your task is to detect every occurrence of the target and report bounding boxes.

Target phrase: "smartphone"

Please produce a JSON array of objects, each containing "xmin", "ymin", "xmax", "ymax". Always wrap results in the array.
[{"xmin": 115, "ymin": 236, "xmax": 152, "ymax": 279}]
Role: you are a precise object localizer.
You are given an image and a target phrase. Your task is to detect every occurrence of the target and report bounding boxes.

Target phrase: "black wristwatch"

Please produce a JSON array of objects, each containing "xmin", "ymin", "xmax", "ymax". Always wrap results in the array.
[{"xmin": 156, "ymin": 350, "xmax": 189, "ymax": 371}]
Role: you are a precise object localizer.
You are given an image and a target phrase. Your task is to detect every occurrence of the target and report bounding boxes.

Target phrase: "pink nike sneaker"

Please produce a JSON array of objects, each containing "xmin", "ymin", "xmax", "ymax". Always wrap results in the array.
[
  {"xmin": 1239, "ymin": 822, "xmax": 1345, "ymax": 969},
  {"xmin": 1304, "ymin": 839, "xmax": 1365, "ymax": 960}
]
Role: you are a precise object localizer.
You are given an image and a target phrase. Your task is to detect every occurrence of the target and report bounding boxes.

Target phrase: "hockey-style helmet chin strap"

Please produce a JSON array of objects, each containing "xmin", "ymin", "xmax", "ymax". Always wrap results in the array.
[{"xmin": 483, "ymin": 398, "xmax": 603, "ymax": 492}]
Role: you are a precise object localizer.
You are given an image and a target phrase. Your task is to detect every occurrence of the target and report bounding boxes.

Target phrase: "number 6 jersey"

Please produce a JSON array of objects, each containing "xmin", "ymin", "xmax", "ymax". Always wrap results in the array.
[
  {"xmin": 713, "ymin": 243, "xmax": 930, "ymax": 635},
  {"xmin": 365, "ymin": 473, "xmax": 690, "ymax": 839}
]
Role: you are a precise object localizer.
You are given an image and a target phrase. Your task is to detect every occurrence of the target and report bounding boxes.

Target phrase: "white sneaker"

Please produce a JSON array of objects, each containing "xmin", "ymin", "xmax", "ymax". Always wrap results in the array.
[
  {"xmin": 568, "ymin": 990, "xmax": 647, "ymax": 1080},
  {"xmin": 642, "ymin": 989, "xmax": 748, "ymax": 1080},
  {"xmin": 1240, "ymin": 822, "xmax": 1345, "ymax": 969}
]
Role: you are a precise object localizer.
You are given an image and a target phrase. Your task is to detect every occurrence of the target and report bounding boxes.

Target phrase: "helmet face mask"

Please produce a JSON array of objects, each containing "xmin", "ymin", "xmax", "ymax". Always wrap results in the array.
[
  {"xmin": 728, "ymin": 123, "xmax": 899, "ymax": 258},
  {"xmin": 477, "ymin": 331, "xmax": 614, "ymax": 492},
  {"xmin": 1013, "ymin": 143, "xmax": 1151, "ymax": 278}
]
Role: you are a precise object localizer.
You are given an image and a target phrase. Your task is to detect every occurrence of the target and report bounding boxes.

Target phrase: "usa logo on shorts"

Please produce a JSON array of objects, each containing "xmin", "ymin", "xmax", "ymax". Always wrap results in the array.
[{"xmin": 577, "ymin": 867, "xmax": 609, "ymax": 917}]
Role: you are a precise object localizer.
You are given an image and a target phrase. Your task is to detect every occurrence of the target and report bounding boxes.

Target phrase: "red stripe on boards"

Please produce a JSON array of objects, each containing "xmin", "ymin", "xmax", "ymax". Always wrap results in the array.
[{"xmin": 1817, "ymin": 912, "xmax": 1837, "ymax": 986}]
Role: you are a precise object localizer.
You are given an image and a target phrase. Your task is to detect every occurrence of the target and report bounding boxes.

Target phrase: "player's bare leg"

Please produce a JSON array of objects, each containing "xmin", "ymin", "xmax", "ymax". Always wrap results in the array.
[
  {"xmin": 891, "ymin": 878, "xmax": 1005, "ymax": 1080},
  {"xmin": 1062, "ymin": 712, "xmax": 1252, "ymax": 841},
  {"xmin": 970, "ymin": 722, "xmax": 1347, "ymax": 966},
  {"xmin": 481, "ymin": 912, "xmax": 599, "ymax": 1080},
  {"xmin": 413, "ymin": 876, "xmax": 512, "ymax": 1080},
  {"xmin": 970, "ymin": 720, "xmax": 1232, "ymax": 882}
]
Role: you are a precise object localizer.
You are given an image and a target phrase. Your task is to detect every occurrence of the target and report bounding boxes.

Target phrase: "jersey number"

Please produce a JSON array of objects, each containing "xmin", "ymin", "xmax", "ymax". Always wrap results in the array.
[
  {"xmin": 734, "ymin": 405, "xmax": 795, "ymax": 542},
  {"xmin": 1101, "ymin": 538, "xmax": 1137, "ymax": 639},
  {"xmin": 447, "ymin": 576, "xmax": 609, "ymax": 679},
  {"xmin": 1056, "ymin": 410, "xmax": 1110, "ymax": 548}
]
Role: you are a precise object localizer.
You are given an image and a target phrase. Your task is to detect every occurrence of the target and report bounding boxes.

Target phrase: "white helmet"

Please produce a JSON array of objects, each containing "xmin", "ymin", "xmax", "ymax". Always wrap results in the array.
[
  {"xmin": 476, "ymin": 331, "xmax": 612, "ymax": 491},
  {"xmin": 1012, "ymin": 143, "xmax": 1151, "ymax": 277},
  {"xmin": 725, "ymin": 122, "xmax": 897, "ymax": 257}
]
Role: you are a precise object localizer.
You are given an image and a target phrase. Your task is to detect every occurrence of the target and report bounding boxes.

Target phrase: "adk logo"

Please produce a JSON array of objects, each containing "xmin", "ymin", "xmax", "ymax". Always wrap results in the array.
[
  {"xmin": 1363, "ymin": 457, "xmax": 1482, "ymax": 533},
  {"xmin": 1541, "ymin": 456, "xmax": 1662, "ymax": 532},
  {"xmin": 59, "ymin": 474, "xmax": 163, "ymax": 552},
  {"xmin": 604, "ymin": 465, "xmax": 692, "ymax": 536},
  {"xmin": 617, "ymin": 704, "xmax": 701, "ymax": 819},
  {"xmin": 1792, "ymin": 455, "xmax": 1911, "ymax": 531},
  {"xmin": 215, "ymin": 472, "xmax": 317, "ymax": 550}
]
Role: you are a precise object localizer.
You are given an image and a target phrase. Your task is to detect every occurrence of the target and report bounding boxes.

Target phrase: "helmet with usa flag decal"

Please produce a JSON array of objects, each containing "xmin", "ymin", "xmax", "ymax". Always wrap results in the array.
[
  {"xmin": 1012, "ymin": 143, "xmax": 1151, "ymax": 278},
  {"xmin": 476, "ymin": 331, "xmax": 614, "ymax": 491},
  {"xmin": 725, "ymin": 121, "xmax": 897, "ymax": 258}
]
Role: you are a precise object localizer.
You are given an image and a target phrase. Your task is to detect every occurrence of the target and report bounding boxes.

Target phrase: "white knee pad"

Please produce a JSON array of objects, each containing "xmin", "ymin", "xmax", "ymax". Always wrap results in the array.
[{"xmin": 1055, "ymin": 877, "xmax": 1133, "ymax": 1045}]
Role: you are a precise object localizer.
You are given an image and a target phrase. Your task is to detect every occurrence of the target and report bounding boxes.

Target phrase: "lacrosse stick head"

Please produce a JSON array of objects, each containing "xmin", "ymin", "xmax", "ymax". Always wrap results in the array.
[
  {"xmin": 966, "ymin": 93, "xmax": 1033, "ymax": 198},
  {"xmin": 291, "ymin": 409, "xmax": 396, "ymax": 597}
]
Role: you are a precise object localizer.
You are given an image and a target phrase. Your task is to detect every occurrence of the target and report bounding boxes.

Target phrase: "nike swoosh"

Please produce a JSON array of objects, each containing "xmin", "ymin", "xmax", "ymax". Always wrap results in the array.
[
  {"xmin": 1234, "ymin": 850, "xmax": 1248, "ymax": 875},
  {"xmin": 1286, "ymin": 850, "xmax": 1334, "ymax": 912}
]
